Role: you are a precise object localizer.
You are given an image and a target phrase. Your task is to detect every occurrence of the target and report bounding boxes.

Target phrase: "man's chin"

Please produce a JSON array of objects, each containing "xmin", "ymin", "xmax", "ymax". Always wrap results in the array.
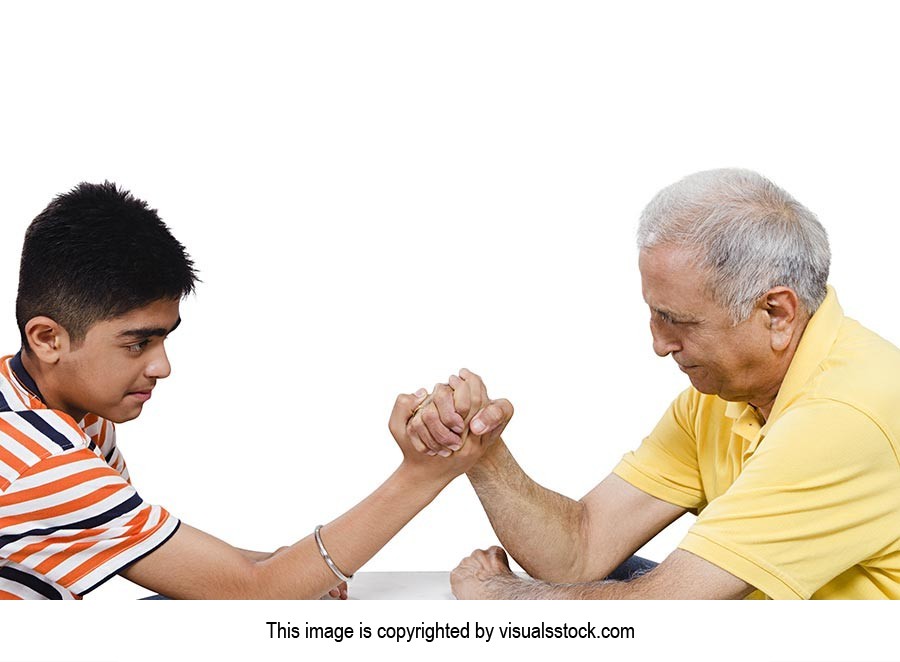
[{"xmin": 686, "ymin": 374, "xmax": 717, "ymax": 395}]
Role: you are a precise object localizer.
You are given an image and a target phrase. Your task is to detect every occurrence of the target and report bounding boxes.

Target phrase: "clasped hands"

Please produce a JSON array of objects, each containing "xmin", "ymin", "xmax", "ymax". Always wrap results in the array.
[
  {"xmin": 389, "ymin": 369, "xmax": 518, "ymax": 598},
  {"xmin": 390, "ymin": 369, "xmax": 513, "ymax": 480}
]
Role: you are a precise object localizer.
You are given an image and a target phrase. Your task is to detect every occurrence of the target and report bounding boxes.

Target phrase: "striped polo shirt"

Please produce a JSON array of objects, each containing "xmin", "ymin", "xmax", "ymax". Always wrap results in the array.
[{"xmin": 0, "ymin": 352, "xmax": 179, "ymax": 599}]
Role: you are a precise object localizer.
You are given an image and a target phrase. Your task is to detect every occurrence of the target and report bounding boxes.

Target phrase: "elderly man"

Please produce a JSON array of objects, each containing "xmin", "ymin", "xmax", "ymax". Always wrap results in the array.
[{"xmin": 408, "ymin": 169, "xmax": 900, "ymax": 599}]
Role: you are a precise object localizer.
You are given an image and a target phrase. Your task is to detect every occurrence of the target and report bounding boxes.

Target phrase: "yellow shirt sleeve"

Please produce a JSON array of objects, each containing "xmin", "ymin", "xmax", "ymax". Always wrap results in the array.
[
  {"xmin": 680, "ymin": 399, "xmax": 900, "ymax": 599},
  {"xmin": 613, "ymin": 388, "xmax": 706, "ymax": 511}
]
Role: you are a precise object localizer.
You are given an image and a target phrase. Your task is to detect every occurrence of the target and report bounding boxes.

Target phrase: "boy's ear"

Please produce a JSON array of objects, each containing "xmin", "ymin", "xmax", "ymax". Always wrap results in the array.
[{"xmin": 24, "ymin": 316, "xmax": 70, "ymax": 364}]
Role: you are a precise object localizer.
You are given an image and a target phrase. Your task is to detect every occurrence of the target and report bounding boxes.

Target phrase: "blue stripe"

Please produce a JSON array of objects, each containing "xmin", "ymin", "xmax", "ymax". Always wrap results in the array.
[
  {"xmin": 0, "ymin": 389, "xmax": 10, "ymax": 414},
  {"xmin": 0, "ymin": 492, "xmax": 144, "ymax": 550},
  {"xmin": 0, "ymin": 565, "xmax": 66, "ymax": 599},
  {"xmin": 16, "ymin": 410, "xmax": 74, "ymax": 451},
  {"xmin": 10, "ymin": 351, "xmax": 45, "ymax": 402}
]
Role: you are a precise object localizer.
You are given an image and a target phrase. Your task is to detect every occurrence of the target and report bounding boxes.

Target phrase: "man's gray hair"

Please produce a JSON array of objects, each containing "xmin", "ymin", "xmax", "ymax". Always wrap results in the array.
[{"xmin": 637, "ymin": 168, "xmax": 831, "ymax": 323}]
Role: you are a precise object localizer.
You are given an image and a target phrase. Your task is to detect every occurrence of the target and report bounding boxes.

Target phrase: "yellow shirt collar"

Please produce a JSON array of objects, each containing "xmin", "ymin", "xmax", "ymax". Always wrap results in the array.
[{"xmin": 765, "ymin": 285, "xmax": 843, "ymax": 426}]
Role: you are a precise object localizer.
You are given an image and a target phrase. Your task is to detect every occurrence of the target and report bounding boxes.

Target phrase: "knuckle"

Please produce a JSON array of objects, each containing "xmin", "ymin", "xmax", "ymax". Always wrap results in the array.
[{"xmin": 421, "ymin": 408, "xmax": 440, "ymax": 426}]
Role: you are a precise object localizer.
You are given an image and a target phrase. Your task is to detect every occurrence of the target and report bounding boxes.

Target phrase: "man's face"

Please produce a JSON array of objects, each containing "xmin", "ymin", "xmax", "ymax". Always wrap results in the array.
[
  {"xmin": 53, "ymin": 298, "xmax": 181, "ymax": 423},
  {"xmin": 638, "ymin": 244, "xmax": 778, "ymax": 403}
]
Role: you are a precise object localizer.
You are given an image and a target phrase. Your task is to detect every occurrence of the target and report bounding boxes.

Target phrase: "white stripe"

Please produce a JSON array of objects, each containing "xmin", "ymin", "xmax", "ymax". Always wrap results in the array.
[
  {"xmin": 9, "ymin": 525, "xmax": 125, "ymax": 569},
  {"xmin": 0, "ymin": 414, "xmax": 74, "ymax": 455},
  {"xmin": 25, "ymin": 409, "xmax": 89, "ymax": 447},
  {"xmin": 0, "ymin": 576, "xmax": 47, "ymax": 599},
  {"xmin": 0, "ymin": 484, "xmax": 142, "ymax": 539},
  {"xmin": 81, "ymin": 417, "xmax": 102, "ymax": 439},
  {"xmin": 1, "ymin": 361, "xmax": 38, "ymax": 408},
  {"xmin": 0, "ymin": 473, "xmax": 128, "ymax": 519},
  {"xmin": 0, "ymin": 461, "xmax": 18, "ymax": 485},
  {"xmin": 9, "ymin": 453, "xmax": 104, "ymax": 491},
  {"xmin": 145, "ymin": 504, "xmax": 162, "ymax": 529},
  {"xmin": 0, "ymin": 376, "xmax": 29, "ymax": 412},
  {"xmin": 0, "ymin": 430, "xmax": 43, "ymax": 468},
  {"xmin": 67, "ymin": 513, "xmax": 179, "ymax": 594}
]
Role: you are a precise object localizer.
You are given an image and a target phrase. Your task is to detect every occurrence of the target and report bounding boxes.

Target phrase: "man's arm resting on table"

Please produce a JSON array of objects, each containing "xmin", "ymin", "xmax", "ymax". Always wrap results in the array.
[
  {"xmin": 452, "ymin": 547, "xmax": 755, "ymax": 599},
  {"xmin": 468, "ymin": 439, "xmax": 686, "ymax": 583}
]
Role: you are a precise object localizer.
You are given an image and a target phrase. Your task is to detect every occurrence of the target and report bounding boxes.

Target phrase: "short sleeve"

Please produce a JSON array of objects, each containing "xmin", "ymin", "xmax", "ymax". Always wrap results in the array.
[
  {"xmin": 0, "ymin": 447, "xmax": 179, "ymax": 597},
  {"xmin": 613, "ymin": 388, "xmax": 706, "ymax": 510},
  {"xmin": 679, "ymin": 400, "xmax": 900, "ymax": 599}
]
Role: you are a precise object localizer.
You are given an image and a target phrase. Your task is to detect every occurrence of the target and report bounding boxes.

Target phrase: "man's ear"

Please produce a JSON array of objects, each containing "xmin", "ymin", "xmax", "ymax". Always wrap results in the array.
[
  {"xmin": 762, "ymin": 287, "xmax": 802, "ymax": 352},
  {"xmin": 24, "ymin": 316, "xmax": 70, "ymax": 364}
]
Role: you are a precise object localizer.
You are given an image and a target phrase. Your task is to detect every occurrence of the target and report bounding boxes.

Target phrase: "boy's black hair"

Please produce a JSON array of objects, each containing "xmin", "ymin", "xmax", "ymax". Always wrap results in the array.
[{"xmin": 16, "ymin": 182, "xmax": 198, "ymax": 349}]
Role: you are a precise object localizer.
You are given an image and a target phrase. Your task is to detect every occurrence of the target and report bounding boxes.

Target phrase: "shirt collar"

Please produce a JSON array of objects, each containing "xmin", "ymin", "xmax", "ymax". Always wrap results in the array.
[
  {"xmin": 725, "ymin": 400, "xmax": 765, "ymax": 446},
  {"xmin": 763, "ymin": 285, "xmax": 843, "ymax": 427},
  {"xmin": 10, "ymin": 349, "xmax": 46, "ymax": 404}
]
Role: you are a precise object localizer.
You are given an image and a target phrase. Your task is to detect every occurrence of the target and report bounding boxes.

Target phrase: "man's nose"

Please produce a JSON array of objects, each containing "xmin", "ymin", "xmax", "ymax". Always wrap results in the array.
[
  {"xmin": 650, "ymin": 321, "xmax": 681, "ymax": 357},
  {"xmin": 145, "ymin": 345, "xmax": 172, "ymax": 379}
]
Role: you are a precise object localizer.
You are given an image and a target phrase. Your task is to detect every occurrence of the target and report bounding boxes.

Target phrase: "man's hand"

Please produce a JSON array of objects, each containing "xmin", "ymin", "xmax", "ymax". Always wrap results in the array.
[
  {"xmin": 406, "ymin": 369, "xmax": 513, "ymax": 458},
  {"xmin": 326, "ymin": 581, "xmax": 348, "ymax": 600},
  {"xmin": 450, "ymin": 546, "xmax": 518, "ymax": 600}
]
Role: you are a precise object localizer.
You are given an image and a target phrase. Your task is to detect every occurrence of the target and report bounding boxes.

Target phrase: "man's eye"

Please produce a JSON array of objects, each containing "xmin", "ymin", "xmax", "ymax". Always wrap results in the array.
[{"xmin": 127, "ymin": 340, "xmax": 150, "ymax": 353}]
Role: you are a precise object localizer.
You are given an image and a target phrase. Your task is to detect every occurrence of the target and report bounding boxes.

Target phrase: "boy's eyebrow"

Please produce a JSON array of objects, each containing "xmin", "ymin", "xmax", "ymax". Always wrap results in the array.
[{"xmin": 117, "ymin": 317, "xmax": 182, "ymax": 339}]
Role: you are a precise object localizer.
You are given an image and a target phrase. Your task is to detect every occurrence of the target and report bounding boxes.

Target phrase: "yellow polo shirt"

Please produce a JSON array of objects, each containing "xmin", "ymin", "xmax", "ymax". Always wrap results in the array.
[{"xmin": 614, "ymin": 287, "xmax": 900, "ymax": 599}]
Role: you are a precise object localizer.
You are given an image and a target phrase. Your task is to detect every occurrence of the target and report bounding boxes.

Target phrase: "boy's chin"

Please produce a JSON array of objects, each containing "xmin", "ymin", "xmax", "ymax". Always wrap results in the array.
[{"xmin": 102, "ymin": 403, "xmax": 145, "ymax": 424}]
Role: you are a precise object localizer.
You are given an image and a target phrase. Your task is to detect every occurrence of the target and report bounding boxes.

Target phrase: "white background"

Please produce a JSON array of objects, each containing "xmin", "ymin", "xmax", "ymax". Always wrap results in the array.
[{"xmin": 1, "ymin": 0, "xmax": 899, "ymax": 658}]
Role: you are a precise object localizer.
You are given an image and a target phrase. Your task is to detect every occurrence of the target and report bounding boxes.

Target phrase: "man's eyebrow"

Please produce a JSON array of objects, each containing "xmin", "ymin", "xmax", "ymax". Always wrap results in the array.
[
  {"xmin": 653, "ymin": 307, "xmax": 701, "ymax": 323},
  {"xmin": 117, "ymin": 317, "xmax": 182, "ymax": 339}
]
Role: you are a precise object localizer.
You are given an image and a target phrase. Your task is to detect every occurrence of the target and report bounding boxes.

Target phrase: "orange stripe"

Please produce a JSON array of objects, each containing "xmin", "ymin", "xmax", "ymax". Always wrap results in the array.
[
  {"xmin": 0, "ymin": 465, "xmax": 120, "ymax": 507},
  {"xmin": 0, "ymin": 418, "xmax": 51, "ymax": 460},
  {"xmin": 0, "ymin": 477, "xmax": 8, "ymax": 491},
  {"xmin": 7, "ymin": 526, "xmax": 106, "ymax": 565},
  {"xmin": 58, "ymin": 511, "xmax": 169, "ymax": 587},
  {"xmin": 34, "ymin": 538, "xmax": 102, "ymax": 575},
  {"xmin": 124, "ymin": 505, "xmax": 153, "ymax": 530},
  {"xmin": 0, "ymin": 444, "xmax": 29, "ymax": 476},
  {"xmin": 0, "ymin": 481, "xmax": 129, "ymax": 529},
  {"xmin": 0, "ymin": 361, "xmax": 46, "ymax": 411},
  {"xmin": 16, "ymin": 508, "xmax": 159, "ymax": 579},
  {"xmin": 0, "ymin": 589, "xmax": 24, "ymax": 600},
  {"xmin": 21, "ymin": 449, "xmax": 98, "ymax": 476}
]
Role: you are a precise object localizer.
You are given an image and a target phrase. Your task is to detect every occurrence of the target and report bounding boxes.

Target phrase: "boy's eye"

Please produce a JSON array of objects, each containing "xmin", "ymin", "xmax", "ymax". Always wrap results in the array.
[{"xmin": 126, "ymin": 339, "xmax": 150, "ymax": 353}]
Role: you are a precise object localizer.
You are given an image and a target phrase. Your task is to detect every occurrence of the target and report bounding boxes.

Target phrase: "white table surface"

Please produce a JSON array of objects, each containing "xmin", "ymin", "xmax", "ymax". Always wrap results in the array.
[{"xmin": 340, "ymin": 571, "xmax": 456, "ymax": 600}]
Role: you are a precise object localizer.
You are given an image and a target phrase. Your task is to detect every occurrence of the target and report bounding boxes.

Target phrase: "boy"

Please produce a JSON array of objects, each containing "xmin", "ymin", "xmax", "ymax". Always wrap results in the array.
[{"xmin": 0, "ymin": 182, "xmax": 491, "ymax": 599}]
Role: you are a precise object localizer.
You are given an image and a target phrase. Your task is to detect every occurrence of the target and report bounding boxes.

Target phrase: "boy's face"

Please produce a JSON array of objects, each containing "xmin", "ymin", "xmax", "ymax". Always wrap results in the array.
[{"xmin": 54, "ymin": 298, "xmax": 182, "ymax": 423}]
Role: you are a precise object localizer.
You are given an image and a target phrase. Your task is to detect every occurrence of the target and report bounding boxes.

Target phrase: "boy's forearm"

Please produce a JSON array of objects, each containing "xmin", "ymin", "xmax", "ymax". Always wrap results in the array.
[{"xmin": 251, "ymin": 462, "xmax": 451, "ymax": 598}]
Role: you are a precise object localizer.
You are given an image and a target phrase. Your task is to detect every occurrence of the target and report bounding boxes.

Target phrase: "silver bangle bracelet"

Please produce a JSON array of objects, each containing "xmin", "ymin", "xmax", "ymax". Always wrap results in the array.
[{"xmin": 314, "ymin": 525, "xmax": 353, "ymax": 582}]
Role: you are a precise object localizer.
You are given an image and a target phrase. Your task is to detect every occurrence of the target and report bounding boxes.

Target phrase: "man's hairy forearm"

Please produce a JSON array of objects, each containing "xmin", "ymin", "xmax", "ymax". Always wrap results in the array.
[
  {"xmin": 467, "ymin": 440, "xmax": 590, "ymax": 582},
  {"xmin": 472, "ymin": 550, "xmax": 755, "ymax": 600},
  {"xmin": 479, "ymin": 574, "xmax": 631, "ymax": 599}
]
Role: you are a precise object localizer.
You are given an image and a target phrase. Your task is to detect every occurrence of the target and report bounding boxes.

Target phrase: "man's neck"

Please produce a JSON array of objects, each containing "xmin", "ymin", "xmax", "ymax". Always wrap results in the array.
[{"xmin": 748, "ymin": 314, "xmax": 812, "ymax": 422}]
